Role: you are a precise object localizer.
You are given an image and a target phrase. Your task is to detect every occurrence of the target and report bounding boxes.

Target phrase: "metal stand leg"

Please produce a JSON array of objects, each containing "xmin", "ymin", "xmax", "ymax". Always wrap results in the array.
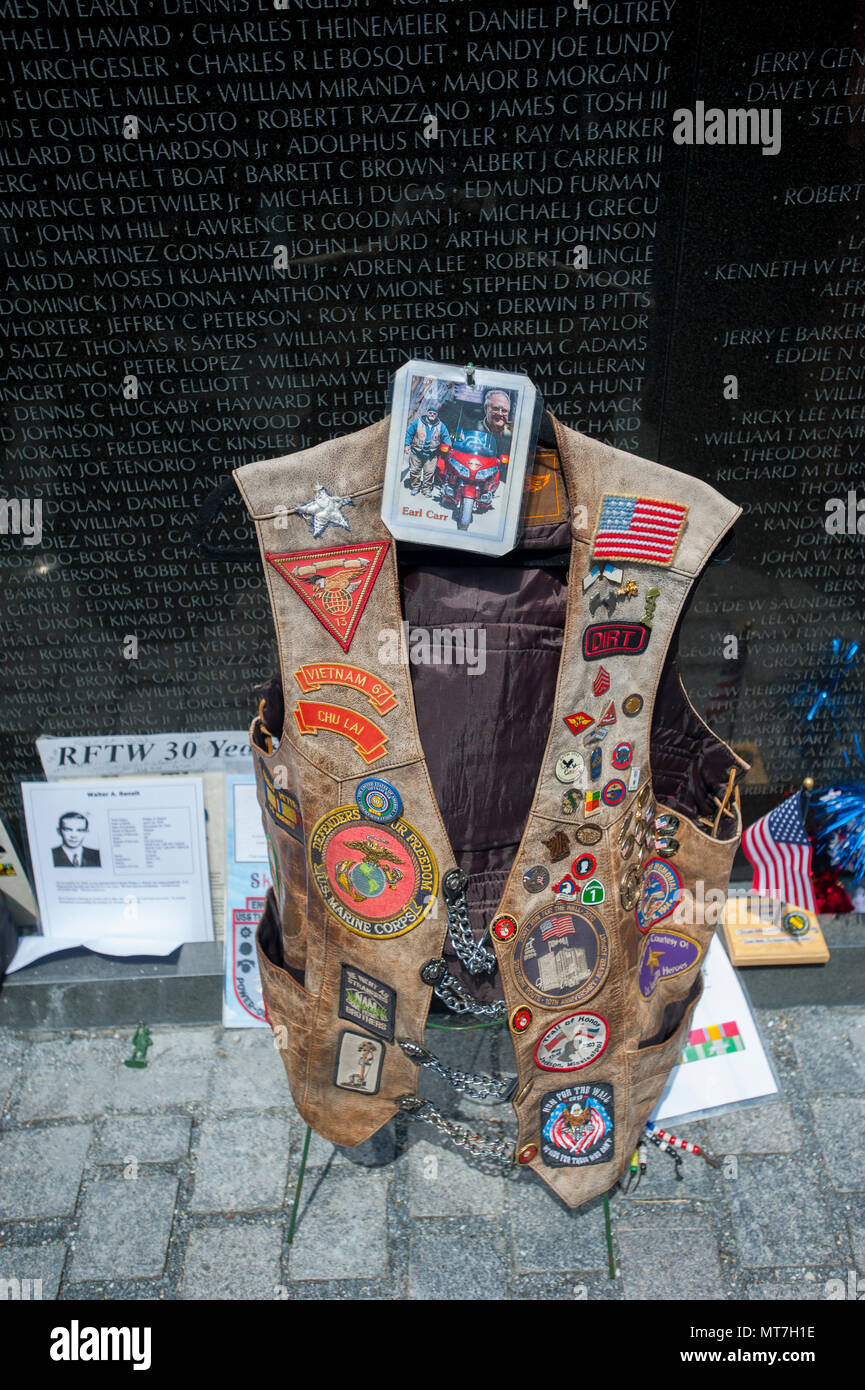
[
  {"xmin": 603, "ymin": 1190, "xmax": 615, "ymax": 1279},
  {"xmin": 287, "ymin": 1125, "xmax": 312, "ymax": 1246}
]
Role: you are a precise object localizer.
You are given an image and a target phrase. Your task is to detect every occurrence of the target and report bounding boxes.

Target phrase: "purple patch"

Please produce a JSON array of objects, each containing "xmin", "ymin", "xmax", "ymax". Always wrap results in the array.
[{"xmin": 638, "ymin": 929, "xmax": 700, "ymax": 999}]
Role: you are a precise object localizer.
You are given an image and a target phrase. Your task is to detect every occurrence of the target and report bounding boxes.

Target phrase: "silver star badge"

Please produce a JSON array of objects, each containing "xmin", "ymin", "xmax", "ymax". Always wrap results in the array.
[{"xmin": 293, "ymin": 482, "xmax": 354, "ymax": 538}]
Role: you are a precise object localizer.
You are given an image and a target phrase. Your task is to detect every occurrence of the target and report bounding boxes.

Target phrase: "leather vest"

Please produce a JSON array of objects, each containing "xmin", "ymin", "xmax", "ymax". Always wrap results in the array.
[{"xmin": 234, "ymin": 414, "xmax": 748, "ymax": 1209}]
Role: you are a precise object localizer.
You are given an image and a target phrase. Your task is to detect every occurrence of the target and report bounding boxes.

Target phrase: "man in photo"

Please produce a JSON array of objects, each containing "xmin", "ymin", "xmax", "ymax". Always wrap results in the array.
[
  {"xmin": 52, "ymin": 812, "xmax": 101, "ymax": 868},
  {"xmin": 404, "ymin": 402, "xmax": 452, "ymax": 497}
]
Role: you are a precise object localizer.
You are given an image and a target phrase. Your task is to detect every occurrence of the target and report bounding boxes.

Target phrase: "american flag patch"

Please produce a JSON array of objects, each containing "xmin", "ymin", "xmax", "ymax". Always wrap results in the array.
[
  {"xmin": 541, "ymin": 916, "xmax": 576, "ymax": 941},
  {"xmin": 592, "ymin": 495, "xmax": 688, "ymax": 567}
]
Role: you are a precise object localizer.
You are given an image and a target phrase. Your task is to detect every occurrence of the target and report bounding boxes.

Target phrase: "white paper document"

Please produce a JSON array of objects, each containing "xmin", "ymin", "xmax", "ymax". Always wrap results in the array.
[
  {"xmin": 222, "ymin": 775, "xmax": 270, "ymax": 1029},
  {"xmin": 11, "ymin": 778, "xmax": 214, "ymax": 971},
  {"xmin": 651, "ymin": 936, "xmax": 778, "ymax": 1125}
]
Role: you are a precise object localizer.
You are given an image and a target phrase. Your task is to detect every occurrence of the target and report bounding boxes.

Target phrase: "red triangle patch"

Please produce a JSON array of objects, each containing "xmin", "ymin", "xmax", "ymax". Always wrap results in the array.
[
  {"xmin": 598, "ymin": 700, "xmax": 617, "ymax": 726},
  {"xmin": 564, "ymin": 711, "xmax": 595, "ymax": 736},
  {"xmin": 266, "ymin": 542, "xmax": 389, "ymax": 653}
]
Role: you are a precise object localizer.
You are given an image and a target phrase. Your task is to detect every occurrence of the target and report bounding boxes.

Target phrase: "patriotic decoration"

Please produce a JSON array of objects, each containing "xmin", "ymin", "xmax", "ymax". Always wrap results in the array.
[
  {"xmin": 541, "ymin": 1083, "xmax": 615, "ymax": 1166},
  {"xmin": 742, "ymin": 790, "xmax": 817, "ymax": 913},
  {"xmin": 592, "ymin": 494, "xmax": 688, "ymax": 567},
  {"xmin": 541, "ymin": 914, "xmax": 576, "ymax": 941},
  {"xmin": 814, "ymin": 782, "xmax": 865, "ymax": 885}
]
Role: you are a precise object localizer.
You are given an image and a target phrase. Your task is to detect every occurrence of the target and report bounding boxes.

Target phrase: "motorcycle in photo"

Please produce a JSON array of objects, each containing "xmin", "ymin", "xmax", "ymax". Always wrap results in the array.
[{"xmin": 435, "ymin": 429, "xmax": 509, "ymax": 531}]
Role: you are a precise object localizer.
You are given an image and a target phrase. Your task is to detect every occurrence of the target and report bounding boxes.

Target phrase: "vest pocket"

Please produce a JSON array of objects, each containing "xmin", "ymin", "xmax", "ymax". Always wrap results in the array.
[
  {"xmin": 256, "ymin": 887, "xmax": 315, "ymax": 1107},
  {"xmin": 626, "ymin": 973, "xmax": 704, "ymax": 1112}
]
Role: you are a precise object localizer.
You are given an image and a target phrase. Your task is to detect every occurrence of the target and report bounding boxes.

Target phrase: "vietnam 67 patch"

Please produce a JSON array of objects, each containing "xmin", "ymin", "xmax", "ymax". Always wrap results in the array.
[{"xmin": 540, "ymin": 1082, "xmax": 615, "ymax": 1167}]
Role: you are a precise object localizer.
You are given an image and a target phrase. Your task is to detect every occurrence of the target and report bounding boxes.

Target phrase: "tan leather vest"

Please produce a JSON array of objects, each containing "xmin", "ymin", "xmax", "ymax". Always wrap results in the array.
[{"xmin": 234, "ymin": 414, "xmax": 747, "ymax": 1209}]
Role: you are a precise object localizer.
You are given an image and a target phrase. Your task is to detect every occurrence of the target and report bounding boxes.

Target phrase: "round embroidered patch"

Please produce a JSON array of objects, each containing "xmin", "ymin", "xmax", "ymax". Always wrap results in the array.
[
  {"xmin": 513, "ymin": 902, "xmax": 610, "ymax": 1010},
  {"xmin": 602, "ymin": 778, "xmax": 626, "ymax": 807},
  {"xmin": 355, "ymin": 777, "xmax": 402, "ymax": 824},
  {"xmin": 522, "ymin": 865, "xmax": 550, "ymax": 894},
  {"xmin": 492, "ymin": 914, "xmax": 518, "ymax": 942},
  {"xmin": 571, "ymin": 853, "xmax": 596, "ymax": 879},
  {"xmin": 511, "ymin": 1006, "xmax": 533, "ymax": 1033},
  {"xmin": 534, "ymin": 1011, "xmax": 610, "ymax": 1072},
  {"xmin": 555, "ymin": 752, "xmax": 586, "ymax": 785},
  {"xmin": 611, "ymin": 741, "xmax": 634, "ymax": 770},
  {"xmin": 574, "ymin": 824, "xmax": 603, "ymax": 846},
  {"xmin": 309, "ymin": 805, "xmax": 437, "ymax": 939},
  {"xmin": 635, "ymin": 859, "xmax": 682, "ymax": 934}
]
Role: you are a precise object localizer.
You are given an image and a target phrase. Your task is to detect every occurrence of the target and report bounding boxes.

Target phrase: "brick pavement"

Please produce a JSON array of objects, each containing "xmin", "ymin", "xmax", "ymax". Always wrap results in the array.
[{"xmin": 0, "ymin": 1007, "xmax": 861, "ymax": 1301}]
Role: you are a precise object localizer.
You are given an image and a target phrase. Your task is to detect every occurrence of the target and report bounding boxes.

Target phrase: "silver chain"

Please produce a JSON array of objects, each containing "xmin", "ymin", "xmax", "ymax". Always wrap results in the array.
[
  {"xmin": 398, "ymin": 1039, "xmax": 515, "ymax": 1101},
  {"xmin": 399, "ymin": 1096, "xmax": 516, "ymax": 1169},
  {"xmin": 442, "ymin": 869, "xmax": 498, "ymax": 975},
  {"xmin": 431, "ymin": 966, "xmax": 507, "ymax": 1019}
]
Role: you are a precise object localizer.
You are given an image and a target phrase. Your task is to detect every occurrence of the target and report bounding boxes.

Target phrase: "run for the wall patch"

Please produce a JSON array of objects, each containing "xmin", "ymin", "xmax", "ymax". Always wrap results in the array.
[
  {"xmin": 635, "ymin": 858, "xmax": 683, "ymax": 933},
  {"xmin": 294, "ymin": 663, "xmax": 397, "ymax": 714},
  {"xmin": 513, "ymin": 902, "xmax": 610, "ymax": 1010},
  {"xmin": 592, "ymin": 494, "xmax": 688, "ymax": 567},
  {"xmin": 261, "ymin": 764, "xmax": 304, "ymax": 841},
  {"xmin": 638, "ymin": 929, "xmax": 700, "ymax": 999},
  {"xmin": 540, "ymin": 1082, "xmax": 615, "ymax": 1166},
  {"xmin": 338, "ymin": 964, "xmax": 396, "ymax": 1042},
  {"xmin": 582, "ymin": 622, "xmax": 650, "ymax": 660},
  {"xmin": 294, "ymin": 701, "xmax": 388, "ymax": 764},
  {"xmin": 266, "ymin": 542, "xmax": 389, "ymax": 653},
  {"xmin": 334, "ymin": 1031, "xmax": 385, "ymax": 1094},
  {"xmin": 309, "ymin": 805, "xmax": 438, "ymax": 939},
  {"xmin": 534, "ymin": 1011, "xmax": 609, "ymax": 1072}
]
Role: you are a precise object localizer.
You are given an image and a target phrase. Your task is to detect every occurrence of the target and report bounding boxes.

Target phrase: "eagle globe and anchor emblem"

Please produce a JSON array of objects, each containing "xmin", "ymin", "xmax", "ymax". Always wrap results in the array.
[{"xmin": 335, "ymin": 832, "xmax": 404, "ymax": 904}]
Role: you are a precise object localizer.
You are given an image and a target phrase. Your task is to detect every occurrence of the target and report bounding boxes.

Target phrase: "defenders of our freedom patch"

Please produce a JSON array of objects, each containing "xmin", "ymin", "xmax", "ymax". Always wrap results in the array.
[
  {"xmin": 309, "ymin": 805, "xmax": 438, "ymax": 939},
  {"xmin": 513, "ymin": 902, "xmax": 610, "ymax": 1010},
  {"xmin": 334, "ymin": 1030, "xmax": 385, "ymax": 1094},
  {"xmin": 540, "ymin": 1082, "xmax": 615, "ymax": 1167},
  {"xmin": 338, "ymin": 963, "xmax": 396, "ymax": 1042}
]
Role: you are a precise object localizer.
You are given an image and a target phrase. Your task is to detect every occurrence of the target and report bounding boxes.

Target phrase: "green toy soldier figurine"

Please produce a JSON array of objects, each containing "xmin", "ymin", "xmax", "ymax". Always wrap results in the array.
[{"xmin": 123, "ymin": 1021, "xmax": 152, "ymax": 1069}]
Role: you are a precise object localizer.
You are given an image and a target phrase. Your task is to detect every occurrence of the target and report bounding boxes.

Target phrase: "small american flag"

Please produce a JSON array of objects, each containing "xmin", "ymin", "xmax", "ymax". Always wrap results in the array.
[
  {"xmin": 593, "ymin": 494, "xmax": 688, "ymax": 566},
  {"xmin": 742, "ymin": 790, "xmax": 817, "ymax": 913},
  {"xmin": 542, "ymin": 916, "xmax": 575, "ymax": 941}
]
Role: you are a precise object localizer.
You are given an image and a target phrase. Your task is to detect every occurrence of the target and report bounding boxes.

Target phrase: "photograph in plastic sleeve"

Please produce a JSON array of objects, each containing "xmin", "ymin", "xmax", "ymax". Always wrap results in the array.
[{"xmin": 382, "ymin": 360, "xmax": 541, "ymax": 556}]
